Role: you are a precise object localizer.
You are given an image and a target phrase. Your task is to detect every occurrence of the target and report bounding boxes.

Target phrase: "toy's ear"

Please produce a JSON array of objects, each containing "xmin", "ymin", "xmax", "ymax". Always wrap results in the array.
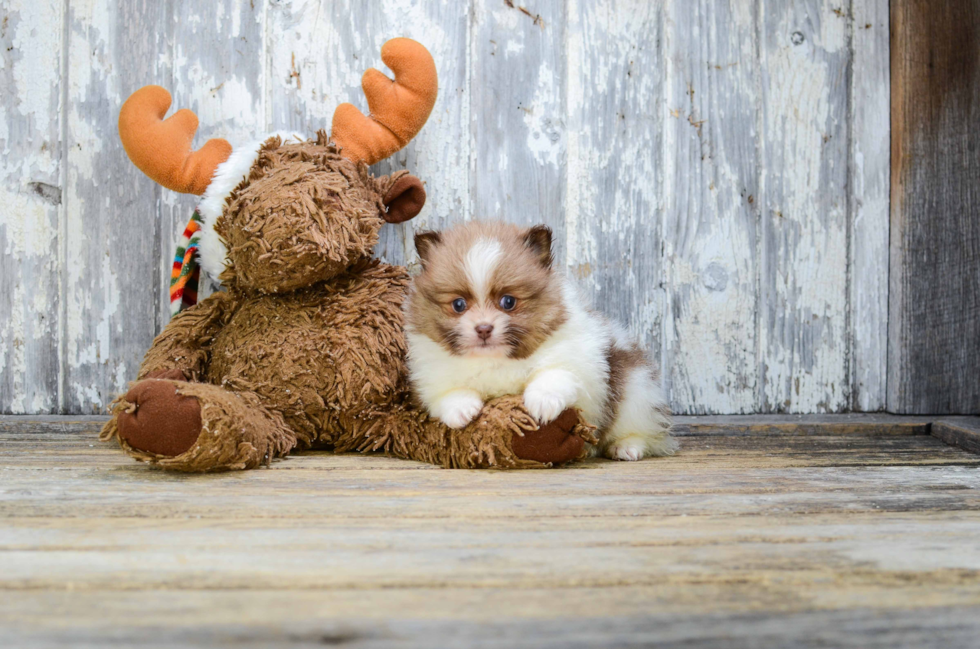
[
  {"xmin": 523, "ymin": 225, "xmax": 553, "ymax": 268},
  {"xmin": 414, "ymin": 230, "xmax": 442, "ymax": 262},
  {"xmin": 383, "ymin": 174, "xmax": 426, "ymax": 223}
]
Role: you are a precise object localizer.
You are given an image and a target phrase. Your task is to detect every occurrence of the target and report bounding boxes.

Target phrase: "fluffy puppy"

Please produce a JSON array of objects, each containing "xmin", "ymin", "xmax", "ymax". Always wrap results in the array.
[{"xmin": 404, "ymin": 221, "xmax": 675, "ymax": 461}]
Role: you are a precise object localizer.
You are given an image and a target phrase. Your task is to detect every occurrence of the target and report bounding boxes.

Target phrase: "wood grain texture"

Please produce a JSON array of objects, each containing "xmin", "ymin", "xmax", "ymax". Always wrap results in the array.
[
  {"xmin": 2, "ymin": 599, "xmax": 979, "ymax": 649},
  {"xmin": 888, "ymin": 0, "xmax": 980, "ymax": 414},
  {"xmin": 471, "ymin": 0, "xmax": 567, "ymax": 262},
  {"xmin": 932, "ymin": 418, "xmax": 980, "ymax": 455},
  {"xmin": 758, "ymin": 0, "xmax": 850, "ymax": 413},
  {"xmin": 564, "ymin": 0, "xmax": 664, "ymax": 366},
  {"xmin": 62, "ymin": 0, "xmax": 172, "ymax": 413},
  {"xmin": 0, "ymin": 0, "xmax": 64, "ymax": 414},
  {"xmin": 672, "ymin": 413, "xmax": 932, "ymax": 437},
  {"xmin": 848, "ymin": 0, "xmax": 889, "ymax": 412},
  {"xmin": 1, "ymin": 419, "xmax": 980, "ymax": 646},
  {"xmin": 662, "ymin": 0, "xmax": 759, "ymax": 413}
]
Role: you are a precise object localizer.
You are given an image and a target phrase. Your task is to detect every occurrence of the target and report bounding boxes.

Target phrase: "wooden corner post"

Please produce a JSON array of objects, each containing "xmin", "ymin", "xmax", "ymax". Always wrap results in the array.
[{"xmin": 889, "ymin": 0, "xmax": 980, "ymax": 414}]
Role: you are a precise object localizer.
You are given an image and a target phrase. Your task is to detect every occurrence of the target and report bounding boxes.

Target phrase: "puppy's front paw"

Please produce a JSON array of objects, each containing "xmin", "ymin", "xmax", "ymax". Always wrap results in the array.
[
  {"xmin": 523, "ymin": 385, "xmax": 568, "ymax": 424},
  {"xmin": 607, "ymin": 438, "xmax": 645, "ymax": 462},
  {"xmin": 438, "ymin": 391, "xmax": 484, "ymax": 429}
]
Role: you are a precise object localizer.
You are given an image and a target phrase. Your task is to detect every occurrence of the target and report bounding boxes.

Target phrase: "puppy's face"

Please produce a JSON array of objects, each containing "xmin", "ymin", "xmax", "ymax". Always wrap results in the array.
[{"xmin": 407, "ymin": 222, "xmax": 566, "ymax": 359}]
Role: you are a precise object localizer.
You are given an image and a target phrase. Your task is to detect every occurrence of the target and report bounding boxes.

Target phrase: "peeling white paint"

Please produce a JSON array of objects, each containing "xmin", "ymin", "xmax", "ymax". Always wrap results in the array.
[
  {"xmin": 758, "ymin": 0, "xmax": 851, "ymax": 412},
  {"xmin": 173, "ymin": 56, "xmax": 261, "ymax": 138},
  {"xmin": 470, "ymin": 0, "xmax": 565, "ymax": 257},
  {"xmin": 523, "ymin": 61, "xmax": 562, "ymax": 167},
  {"xmin": 0, "ymin": 0, "xmax": 64, "ymax": 413},
  {"xmin": 565, "ymin": 0, "xmax": 663, "ymax": 369},
  {"xmin": 0, "ymin": 104, "xmax": 9, "ymax": 155},
  {"xmin": 848, "ymin": 0, "xmax": 890, "ymax": 412},
  {"xmin": 6, "ymin": 282, "xmax": 28, "ymax": 413},
  {"xmin": 660, "ymin": 0, "xmax": 760, "ymax": 414},
  {"xmin": 9, "ymin": 1, "xmax": 62, "ymax": 136},
  {"xmin": 0, "ymin": 190, "xmax": 57, "ymax": 258}
]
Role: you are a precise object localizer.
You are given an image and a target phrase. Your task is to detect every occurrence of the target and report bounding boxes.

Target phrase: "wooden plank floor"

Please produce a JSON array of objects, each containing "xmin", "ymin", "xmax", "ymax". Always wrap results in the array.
[{"xmin": 2, "ymin": 415, "xmax": 980, "ymax": 648}]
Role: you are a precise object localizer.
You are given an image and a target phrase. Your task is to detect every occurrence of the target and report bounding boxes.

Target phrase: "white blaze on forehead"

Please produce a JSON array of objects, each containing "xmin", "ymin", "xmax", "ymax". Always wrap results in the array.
[{"xmin": 464, "ymin": 237, "xmax": 503, "ymax": 303}]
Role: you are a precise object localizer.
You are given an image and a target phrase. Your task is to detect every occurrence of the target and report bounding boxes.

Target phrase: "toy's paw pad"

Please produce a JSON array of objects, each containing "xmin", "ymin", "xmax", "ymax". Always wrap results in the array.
[
  {"xmin": 607, "ymin": 438, "xmax": 645, "ymax": 462},
  {"xmin": 512, "ymin": 408, "xmax": 585, "ymax": 464},
  {"xmin": 117, "ymin": 380, "xmax": 202, "ymax": 457},
  {"xmin": 523, "ymin": 385, "xmax": 568, "ymax": 424},
  {"xmin": 439, "ymin": 392, "xmax": 484, "ymax": 429}
]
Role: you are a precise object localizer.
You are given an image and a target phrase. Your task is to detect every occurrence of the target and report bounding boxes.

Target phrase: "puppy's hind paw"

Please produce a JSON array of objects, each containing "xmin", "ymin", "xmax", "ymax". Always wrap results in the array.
[{"xmin": 607, "ymin": 440, "xmax": 644, "ymax": 462}]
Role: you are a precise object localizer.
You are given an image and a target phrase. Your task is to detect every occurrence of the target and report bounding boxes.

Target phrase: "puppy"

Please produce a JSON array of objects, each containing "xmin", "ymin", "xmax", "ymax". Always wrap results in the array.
[{"xmin": 404, "ymin": 221, "xmax": 675, "ymax": 461}]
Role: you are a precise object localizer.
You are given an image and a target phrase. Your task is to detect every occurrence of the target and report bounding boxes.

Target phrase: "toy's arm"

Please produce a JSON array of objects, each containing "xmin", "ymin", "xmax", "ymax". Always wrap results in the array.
[
  {"xmin": 138, "ymin": 291, "xmax": 238, "ymax": 381},
  {"xmin": 348, "ymin": 395, "xmax": 595, "ymax": 469}
]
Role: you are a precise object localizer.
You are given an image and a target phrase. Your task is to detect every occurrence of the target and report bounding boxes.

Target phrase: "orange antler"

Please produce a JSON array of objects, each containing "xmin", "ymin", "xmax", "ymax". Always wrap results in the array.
[
  {"xmin": 118, "ymin": 86, "xmax": 233, "ymax": 195},
  {"xmin": 331, "ymin": 38, "xmax": 438, "ymax": 166}
]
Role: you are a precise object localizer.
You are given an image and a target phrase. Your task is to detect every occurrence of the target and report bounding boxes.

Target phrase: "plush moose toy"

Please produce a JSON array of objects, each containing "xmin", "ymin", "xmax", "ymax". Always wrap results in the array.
[{"xmin": 99, "ymin": 38, "xmax": 593, "ymax": 471}]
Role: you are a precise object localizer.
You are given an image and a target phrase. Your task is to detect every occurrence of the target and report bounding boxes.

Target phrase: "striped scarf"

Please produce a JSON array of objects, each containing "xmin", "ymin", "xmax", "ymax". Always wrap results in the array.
[{"xmin": 169, "ymin": 210, "xmax": 203, "ymax": 316}]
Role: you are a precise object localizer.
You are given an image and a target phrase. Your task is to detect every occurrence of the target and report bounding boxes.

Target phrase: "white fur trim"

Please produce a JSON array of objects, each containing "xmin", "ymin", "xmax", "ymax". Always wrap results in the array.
[{"xmin": 196, "ymin": 131, "xmax": 304, "ymax": 281}]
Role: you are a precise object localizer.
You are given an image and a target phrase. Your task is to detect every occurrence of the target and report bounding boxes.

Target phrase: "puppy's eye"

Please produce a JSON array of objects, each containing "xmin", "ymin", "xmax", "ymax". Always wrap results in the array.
[
  {"xmin": 451, "ymin": 298, "xmax": 467, "ymax": 313},
  {"xmin": 499, "ymin": 295, "xmax": 517, "ymax": 311}
]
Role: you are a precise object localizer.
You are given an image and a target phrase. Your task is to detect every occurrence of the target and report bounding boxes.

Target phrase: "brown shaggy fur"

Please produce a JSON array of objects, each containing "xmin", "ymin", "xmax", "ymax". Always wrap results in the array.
[{"xmin": 101, "ymin": 137, "xmax": 591, "ymax": 471}]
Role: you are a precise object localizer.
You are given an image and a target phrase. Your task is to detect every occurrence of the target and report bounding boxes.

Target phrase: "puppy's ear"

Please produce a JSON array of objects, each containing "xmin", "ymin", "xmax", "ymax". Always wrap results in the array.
[
  {"xmin": 414, "ymin": 230, "xmax": 442, "ymax": 263},
  {"xmin": 523, "ymin": 225, "xmax": 553, "ymax": 268}
]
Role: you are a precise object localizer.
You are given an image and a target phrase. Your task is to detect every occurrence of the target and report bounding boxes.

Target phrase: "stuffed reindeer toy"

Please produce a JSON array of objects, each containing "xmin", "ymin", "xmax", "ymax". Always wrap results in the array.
[{"xmin": 100, "ymin": 38, "xmax": 593, "ymax": 471}]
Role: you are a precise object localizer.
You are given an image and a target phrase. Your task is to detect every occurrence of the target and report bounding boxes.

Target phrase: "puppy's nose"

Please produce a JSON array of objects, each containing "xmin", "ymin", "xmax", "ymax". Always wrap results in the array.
[{"xmin": 475, "ymin": 324, "xmax": 494, "ymax": 341}]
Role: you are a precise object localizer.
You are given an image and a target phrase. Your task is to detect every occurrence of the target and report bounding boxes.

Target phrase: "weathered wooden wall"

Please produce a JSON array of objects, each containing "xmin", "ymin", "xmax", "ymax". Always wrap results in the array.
[
  {"xmin": 0, "ymin": 0, "xmax": 892, "ymax": 415},
  {"xmin": 888, "ymin": 0, "xmax": 980, "ymax": 414}
]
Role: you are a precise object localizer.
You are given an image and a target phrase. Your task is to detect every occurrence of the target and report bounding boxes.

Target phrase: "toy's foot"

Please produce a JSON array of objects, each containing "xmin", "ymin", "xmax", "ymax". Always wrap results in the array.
[
  {"xmin": 512, "ymin": 408, "xmax": 586, "ymax": 464},
  {"xmin": 117, "ymin": 379, "xmax": 202, "ymax": 457},
  {"xmin": 103, "ymin": 380, "xmax": 296, "ymax": 472}
]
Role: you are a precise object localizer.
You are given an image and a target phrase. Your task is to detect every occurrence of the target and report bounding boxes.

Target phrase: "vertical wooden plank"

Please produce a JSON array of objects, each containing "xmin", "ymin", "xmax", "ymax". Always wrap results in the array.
[
  {"xmin": 660, "ymin": 0, "xmax": 760, "ymax": 414},
  {"xmin": 267, "ymin": 0, "xmax": 470, "ymax": 268},
  {"xmin": 160, "ymin": 0, "xmax": 268, "ymax": 323},
  {"xmin": 64, "ymin": 0, "xmax": 172, "ymax": 412},
  {"xmin": 848, "ymin": 0, "xmax": 889, "ymax": 412},
  {"xmin": 889, "ymin": 0, "xmax": 980, "ymax": 414},
  {"xmin": 564, "ymin": 0, "xmax": 664, "ymax": 378},
  {"xmin": 758, "ymin": 0, "xmax": 849, "ymax": 413},
  {"xmin": 0, "ymin": 0, "xmax": 64, "ymax": 413},
  {"xmin": 471, "ymin": 0, "xmax": 566, "ymax": 263}
]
